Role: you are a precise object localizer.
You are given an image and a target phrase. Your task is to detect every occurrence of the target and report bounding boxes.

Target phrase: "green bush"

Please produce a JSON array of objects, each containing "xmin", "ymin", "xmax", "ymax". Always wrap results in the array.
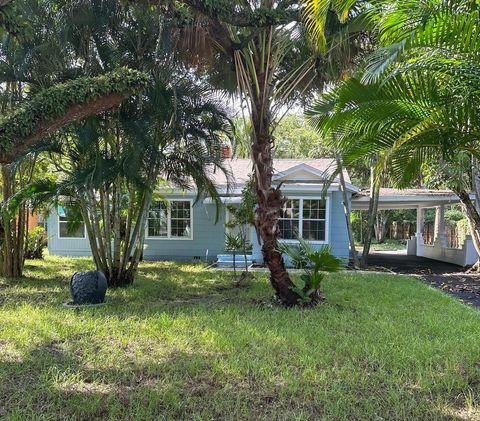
[
  {"xmin": 457, "ymin": 218, "xmax": 470, "ymax": 246},
  {"xmin": 277, "ymin": 238, "xmax": 342, "ymax": 304},
  {"xmin": 25, "ymin": 226, "xmax": 48, "ymax": 259}
]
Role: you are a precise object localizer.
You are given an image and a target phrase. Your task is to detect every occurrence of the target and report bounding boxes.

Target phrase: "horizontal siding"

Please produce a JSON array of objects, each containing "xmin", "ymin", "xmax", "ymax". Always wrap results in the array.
[
  {"xmin": 47, "ymin": 212, "xmax": 92, "ymax": 257},
  {"xmin": 47, "ymin": 189, "xmax": 351, "ymax": 263},
  {"xmin": 143, "ymin": 197, "xmax": 226, "ymax": 261},
  {"xmin": 329, "ymin": 190, "xmax": 350, "ymax": 259},
  {"xmin": 47, "ymin": 197, "xmax": 227, "ymax": 262}
]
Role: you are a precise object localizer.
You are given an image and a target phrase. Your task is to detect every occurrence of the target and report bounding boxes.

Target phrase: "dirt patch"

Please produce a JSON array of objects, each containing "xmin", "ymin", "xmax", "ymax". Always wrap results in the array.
[
  {"xmin": 421, "ymin": 274, "xmax": 480, "ymax": 307},
  {"xmin": 362, "ymin": 252, "xmax": 480, "ymax": 308}
]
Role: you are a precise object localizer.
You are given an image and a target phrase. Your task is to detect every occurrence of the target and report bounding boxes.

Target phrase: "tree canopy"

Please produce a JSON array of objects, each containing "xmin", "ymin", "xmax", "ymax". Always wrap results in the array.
[{"xmin": 0, "ymin": 68, "xmax": 150, "ymax": 163}]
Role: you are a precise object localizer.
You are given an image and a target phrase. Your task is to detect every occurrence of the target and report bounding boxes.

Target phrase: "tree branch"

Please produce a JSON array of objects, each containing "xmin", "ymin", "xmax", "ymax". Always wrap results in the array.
[{"xmin": 0, "ymin": 93, "xmax": 128, "ymax": 163}]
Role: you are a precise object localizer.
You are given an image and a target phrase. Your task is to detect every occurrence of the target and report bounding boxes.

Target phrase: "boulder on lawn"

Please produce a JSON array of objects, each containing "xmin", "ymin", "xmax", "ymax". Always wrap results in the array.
[{"xmin": 70, "ymin": 271, "xmax": 107, "ymax": 305}]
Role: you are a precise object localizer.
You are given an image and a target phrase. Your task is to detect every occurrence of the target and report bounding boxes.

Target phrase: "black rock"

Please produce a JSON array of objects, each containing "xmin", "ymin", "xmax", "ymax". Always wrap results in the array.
[{"xmin": 70, "ymin": 271, "xmax": 107, "ymax": 305}]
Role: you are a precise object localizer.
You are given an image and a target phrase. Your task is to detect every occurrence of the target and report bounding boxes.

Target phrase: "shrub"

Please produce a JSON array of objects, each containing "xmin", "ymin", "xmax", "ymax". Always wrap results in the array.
[
  {"xmin": 25, "ymin": 226, "xmax": 47, "ymax": 259},
  {"xmin": 277, "ymin": 237, "xmax": 342, "ymax": 304}
]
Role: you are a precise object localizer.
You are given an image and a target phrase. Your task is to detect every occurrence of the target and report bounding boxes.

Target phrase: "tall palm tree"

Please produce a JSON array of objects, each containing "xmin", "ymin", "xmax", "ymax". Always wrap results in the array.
[
  {"xmin": 308, "ymin": 0, "xmax": 480, "ymax": 266},
  {"xmin": 170, "ymin": 0, "xmax": 364, "ymax": 305}
]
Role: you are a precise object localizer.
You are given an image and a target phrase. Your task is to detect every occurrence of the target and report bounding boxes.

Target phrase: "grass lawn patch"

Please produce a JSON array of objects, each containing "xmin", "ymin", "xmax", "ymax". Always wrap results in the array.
[{"xmin": 1, "ymin": 256, "xmax": 480, "ymax": 420}]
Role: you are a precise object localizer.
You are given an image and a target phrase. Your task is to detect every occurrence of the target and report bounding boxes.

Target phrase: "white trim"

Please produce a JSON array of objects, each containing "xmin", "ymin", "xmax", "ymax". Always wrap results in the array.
[
  {"xmin": 278, "ymin": 195, "xmax": 330, "ymax": 245},
  {"xmin": 146, "ymin": 199, "xmax": 194, "ymax": 241},
  {"xmin": 273, "ymin": 163, "xmax": 328, "ymax": 180},
  {"xmin": 57, "ymin": 212, "xmax": 86, "ymax": 240}
]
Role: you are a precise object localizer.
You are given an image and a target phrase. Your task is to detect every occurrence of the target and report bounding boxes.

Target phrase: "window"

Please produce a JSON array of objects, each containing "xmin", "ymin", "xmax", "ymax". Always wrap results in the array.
[
  {"xmin": 302, "ymin": 199, "xmax": 326, "ymax": 241},
  {"xmin": 278, "ymin": 199, "xmax": 300, "ymax": 240},
  {"xmin": 147, "ymin": 200, "xmax": 192, "ymax": 239},
  {"xmin": 58, "ymin": 206, "xmax": 86, "ymax": 238},
  {"xmin": 279, "ymin": 198, "xmax": 327, "ymax": 242}
]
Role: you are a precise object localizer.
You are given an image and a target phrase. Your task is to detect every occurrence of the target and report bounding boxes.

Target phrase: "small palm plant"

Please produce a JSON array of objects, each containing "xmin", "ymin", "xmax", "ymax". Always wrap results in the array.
[
  {"xmin": 277, "ymin": 238, "xmax": 342, "ymax": 305},
  {"xmin": 225, "ymin": 233, "xmax": 243, "ymax": 279}
]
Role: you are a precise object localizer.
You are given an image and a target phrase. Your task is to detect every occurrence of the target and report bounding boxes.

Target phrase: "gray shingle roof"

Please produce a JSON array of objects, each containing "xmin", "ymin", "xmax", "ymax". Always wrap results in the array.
[{"xmin": 212, "ymin": 158, "xmax": 349, "ymax": 187}]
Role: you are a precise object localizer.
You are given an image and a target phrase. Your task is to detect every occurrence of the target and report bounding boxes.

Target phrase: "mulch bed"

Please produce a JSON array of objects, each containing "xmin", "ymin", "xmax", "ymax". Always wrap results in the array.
[
  {"xmin": 420, "ymin": 274, "xmax": 480, "ymax": 308},
  {"xmin": 365, "ymin": 252, "xmax": 480, "ymax": 308}
]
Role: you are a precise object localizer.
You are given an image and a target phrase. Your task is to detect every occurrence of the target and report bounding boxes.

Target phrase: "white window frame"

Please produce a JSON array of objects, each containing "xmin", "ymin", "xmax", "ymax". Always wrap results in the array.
[
  {"xmin": 57, "ymin": 210, "xmax": 86, "ymax": 240},
  {"xmin": 146, "ymin": 199, "xmax": 193, "ymax": 241},
  {"xmin": 278, "ymin": 196, "xmax": 330, "ymax": 245}
]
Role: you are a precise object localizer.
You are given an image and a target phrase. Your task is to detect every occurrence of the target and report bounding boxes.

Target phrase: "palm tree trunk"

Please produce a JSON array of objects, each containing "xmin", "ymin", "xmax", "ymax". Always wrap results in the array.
[
  {"xmin": 361, "ymin": 168, "xmax": 380, "ymax": 268},
  {"xmin": 251, "ymin": 103, "xmax": 300, "ymax": 306},
  {"xmin": 336, "ymin": 153, "xmax": 360, "ymax": 268},
  {"xmin": 374, "ymin": 211, "xmax": 389, "ymax": 244},
  {"xmin": 455, "ymin": 189, "xmax": 480, "ymax": 270},
  {"xmin": 1, "ymin": 165, "xmax": 23, "ymax": 277},
  {"xmin": 112, "ymin": 180, "xmax": 122, "ymax": 281}
]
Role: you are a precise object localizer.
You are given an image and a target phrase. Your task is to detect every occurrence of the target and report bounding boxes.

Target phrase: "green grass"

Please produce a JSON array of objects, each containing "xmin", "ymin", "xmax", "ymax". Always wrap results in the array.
[
  {"xmin": 1, "ymin": 257, "xmax": 480, "ymax": 420},
  {"xmin": 356, "ymin": 239, "xmax": 407, "ymax": 252}
]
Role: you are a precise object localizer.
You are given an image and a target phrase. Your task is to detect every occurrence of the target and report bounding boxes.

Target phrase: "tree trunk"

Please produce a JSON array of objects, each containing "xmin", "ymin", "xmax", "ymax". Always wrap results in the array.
[
  {"xmin": 1, "ymin": 165, "xmax": 24, "ymax": 277},
  {"xmin": 247, "ymin": 30, "xmax": 302, "ymax": 306},
  {"xmin": 336, "ymin": 152, "xmax": 360, "ymax": 268},
  {"xmin": 361, "ymin": 168, "xmax": 380, "ymax": 268},
  {"xmin": 250, "ymin": 104, "xmax": 301, "ymax": 306},
  {"xmin": 455, "ymin": 189, "xmax": 480, "ymax": 269},
  {"xmin": 374, "ymin": 210, "xmax": 389, "ymax": 244}
]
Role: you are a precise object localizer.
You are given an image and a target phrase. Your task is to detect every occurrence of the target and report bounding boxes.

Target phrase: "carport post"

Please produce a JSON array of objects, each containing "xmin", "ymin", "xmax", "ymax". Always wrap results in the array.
[
  {"xmin": 434, "ymin": 204, "xmax": 448, "ymax": 247},
  {"xmin": 414, "ymin": 207, "xmax": 424, "ymax": 256}
]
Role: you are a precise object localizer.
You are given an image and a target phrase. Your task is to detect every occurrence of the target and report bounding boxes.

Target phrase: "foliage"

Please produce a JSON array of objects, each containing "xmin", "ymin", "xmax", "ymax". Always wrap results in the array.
[
  {"xmin": 457, "ymin": 218, "xmax": 470, "ymax": 245},
  {"xmin": 225, "ymin": 179, "xmax": 256, "ymax": 231},
  {"xmin": 4, "ymin": 2, "xmax": 232, "ymax": 286},
  {"xmin": 225, "ymin": 179, "xmax": 256, "ymax": 277},
  {"xmin": 225, "ymin": 233, "xmax": 246, "ymax": 278},
  {"xmin": 0, "ymin": 68, "xmax": 151, "ymax": 154},
  {"xmin": 176, "ymin": 0, "xmax": 365, "ymax": 304},
  {"xmin": 273, "ymin": 114, "xmax": 332, "ymax": 158},
  {"xmin": 0, "ymin": 2, "xmax": 27, "ymax": 36},
  {"xmin": 277, "ymin": 237, "xmax": 342, "ymax": 304},
  {"xmin": 225, "ymin": 233, "xmax": 246, "ymax": 253},
  {"xmin": 307, "ymin": 0, "xmax": 480, "ymax": 188},
  {"xmin": 233, "ymin": 114, "xmax": 333, "ymax": 159},
  {"xmin": 445, "ymin": 208, "xmax": 466, "ymax": 224},
  {"xmin": 24, "ymin": 226, "xmax": 47, "ymax": 259}
]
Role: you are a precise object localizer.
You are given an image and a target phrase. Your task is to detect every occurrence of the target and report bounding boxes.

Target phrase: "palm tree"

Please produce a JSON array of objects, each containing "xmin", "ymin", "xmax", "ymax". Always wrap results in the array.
[
  {"xmin": 308, "ymin": 0, "xmax": 480, "ymax": 266},
  {"xmin": 0, "ymin": 0, "xmax": 151, "ymax": 278},
  {"xmin": 4, "ymin": 0, "xmax": 234, "ymax": 286},
  {"xmin": 170, "ymin": 0, "xmax": 364, "ymax": 305},
  {"xmin": 18, "ymin": 70, "xmax": 231, "ymax": 286}
]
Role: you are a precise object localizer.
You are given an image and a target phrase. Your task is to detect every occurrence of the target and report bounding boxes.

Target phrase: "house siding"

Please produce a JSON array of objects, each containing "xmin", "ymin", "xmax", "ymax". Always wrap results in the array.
[
  {"xmin": 143, "ymin": 196, "xmax": 226, "ymax": 261},
  {"xmin": 47, "ymin": 197, "xmax": 227, "ymax": 261},
  {"xmin": 47, "ymin": 212, "xmax": 92, "ymax": 257}
]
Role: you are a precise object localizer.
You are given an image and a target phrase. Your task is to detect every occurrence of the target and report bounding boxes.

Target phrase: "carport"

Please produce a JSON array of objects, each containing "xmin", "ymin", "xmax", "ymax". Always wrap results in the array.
[{"xmin": 352, "ymin": 188, "xmax": 478, "ymax": 267}]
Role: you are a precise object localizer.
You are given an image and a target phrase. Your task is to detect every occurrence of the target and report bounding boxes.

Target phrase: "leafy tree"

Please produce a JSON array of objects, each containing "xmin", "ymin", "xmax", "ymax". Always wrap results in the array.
[
  {"xmin": 10, "ymin": 0, "xmax": 233, "ymax": 286},
  {"xmin": 0, "ymin": 0, "xmax": 149, "ymax": 278},
  {"xmin": 20, "ymin": 71, "xmax": 231, "ymax": 286},
  {"xmin": 225, "ymin": 178, "xmax": 256, "ymax": 284},
  {"xmin": 308, "ymin": 0, "xmax": 480, "ymax": 267}
]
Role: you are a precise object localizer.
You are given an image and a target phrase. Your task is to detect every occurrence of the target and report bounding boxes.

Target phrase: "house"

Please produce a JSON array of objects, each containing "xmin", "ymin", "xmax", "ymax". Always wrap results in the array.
[{"xmin": 46, "ymin": 158, "xmax": 358, "ymax": 263}]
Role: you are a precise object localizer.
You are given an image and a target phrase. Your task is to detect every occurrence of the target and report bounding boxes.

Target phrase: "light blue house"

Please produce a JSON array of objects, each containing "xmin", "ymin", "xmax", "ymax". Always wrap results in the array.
[{"xmin": 46, "ymin": 158, "xmax": 359, "ymax": 263}]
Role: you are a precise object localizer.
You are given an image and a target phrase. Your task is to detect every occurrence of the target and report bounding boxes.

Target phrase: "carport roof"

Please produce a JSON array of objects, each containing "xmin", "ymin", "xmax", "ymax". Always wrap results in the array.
[{"xmin": 352, "ymin": 188, "xmax": 466, "ymax": 210}]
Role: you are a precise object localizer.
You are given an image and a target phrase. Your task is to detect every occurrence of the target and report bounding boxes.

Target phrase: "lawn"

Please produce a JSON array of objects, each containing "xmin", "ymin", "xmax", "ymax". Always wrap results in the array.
[
  {"xmin": 356, "ymin": 239, "xmax": 407, "ymax": 252},
  {"xmin": 1, "ymin": 257, "xmax": 480, "ymax": 420}
]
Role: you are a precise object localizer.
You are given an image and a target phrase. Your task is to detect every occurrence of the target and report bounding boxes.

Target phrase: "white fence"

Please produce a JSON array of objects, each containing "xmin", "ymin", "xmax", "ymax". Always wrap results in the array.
[{"xmin": 407, "ymin": 234, "xmax": 478, "ymax": 267}]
